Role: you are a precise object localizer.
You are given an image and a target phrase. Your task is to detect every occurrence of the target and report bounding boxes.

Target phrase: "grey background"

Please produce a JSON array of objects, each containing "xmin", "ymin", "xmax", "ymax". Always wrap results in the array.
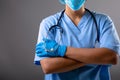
[{"xmin": 0, "ymin": 0, "xmax": 120, "ymax": 80}]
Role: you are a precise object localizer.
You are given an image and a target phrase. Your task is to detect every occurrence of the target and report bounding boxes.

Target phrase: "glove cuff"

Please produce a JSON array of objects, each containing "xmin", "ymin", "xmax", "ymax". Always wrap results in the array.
[{"xmin": 58, "ymin": 45, "xmax": 67, "ymax": 57}]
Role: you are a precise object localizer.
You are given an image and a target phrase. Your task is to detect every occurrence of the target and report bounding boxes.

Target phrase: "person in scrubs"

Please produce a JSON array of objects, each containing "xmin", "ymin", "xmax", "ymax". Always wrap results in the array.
[{"xmin": 34, "ymin": 0, "xmax": 120, "ymax": 80}]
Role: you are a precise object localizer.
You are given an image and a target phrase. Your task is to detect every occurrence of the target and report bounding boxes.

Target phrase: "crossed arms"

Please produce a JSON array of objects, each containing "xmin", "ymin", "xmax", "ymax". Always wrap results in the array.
[{"xmin": 40, "ymin": 47, "xmax": 118, "ymax": 74}]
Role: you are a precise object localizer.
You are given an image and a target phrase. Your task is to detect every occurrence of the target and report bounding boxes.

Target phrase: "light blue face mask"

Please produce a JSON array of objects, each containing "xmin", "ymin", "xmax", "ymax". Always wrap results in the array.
[{"xmin": 65, "ymin": 0, "xmax": 86, "ymax": 11}]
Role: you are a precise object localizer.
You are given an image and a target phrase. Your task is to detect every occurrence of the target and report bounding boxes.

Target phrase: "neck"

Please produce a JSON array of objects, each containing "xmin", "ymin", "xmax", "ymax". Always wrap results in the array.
[
  {"xmin": 65, "ymin": 5, "xmax": 86, "ymax": 26},
  {"xmin": 65, "ymin": 5, "xmax": 85, "ymax": 19}
]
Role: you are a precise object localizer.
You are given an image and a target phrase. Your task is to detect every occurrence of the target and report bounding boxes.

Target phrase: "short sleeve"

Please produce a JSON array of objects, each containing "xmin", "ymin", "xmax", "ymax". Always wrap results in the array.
[
  {"xmin": 34, "ymin": 19, "xmax": 55, "ymax": 65},
  {"xmin": 34, "ymin": 12, "xmax": 61, "ymax": 65},
  {"xmin": 99, "ymin": 16, "xmax": 120, "ymax": 56}
]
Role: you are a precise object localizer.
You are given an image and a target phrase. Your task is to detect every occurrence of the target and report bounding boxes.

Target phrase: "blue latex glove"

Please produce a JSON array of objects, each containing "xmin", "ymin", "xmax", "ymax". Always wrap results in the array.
[{"xmin": 36, "ymin": 39, "xmax": 67, "ymax": 57}]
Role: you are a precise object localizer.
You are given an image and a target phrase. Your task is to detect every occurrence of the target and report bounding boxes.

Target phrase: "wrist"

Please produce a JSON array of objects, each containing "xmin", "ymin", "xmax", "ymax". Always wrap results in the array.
[
  {"xmin": 58, "ymin": 45, "xmax": 67, "ymax": 57},
  {"xmin": 65, "ymin": 47, "xmax": 73, "ymax": 57}
]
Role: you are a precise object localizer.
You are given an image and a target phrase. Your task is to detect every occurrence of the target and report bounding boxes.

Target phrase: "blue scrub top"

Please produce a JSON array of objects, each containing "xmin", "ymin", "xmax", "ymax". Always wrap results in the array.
[{"xmin": 34, "ymin": 10, "xmax": 120, "ymax": 80}]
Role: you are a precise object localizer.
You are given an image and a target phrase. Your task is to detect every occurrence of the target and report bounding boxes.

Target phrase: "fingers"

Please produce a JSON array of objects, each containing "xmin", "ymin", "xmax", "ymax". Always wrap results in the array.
[
  {"xmin": 36, "ymin": 42, "xmax": 44, "ymax": 47},
  {"xmin": 43, "ymin": 38, "xmax": 57, "ymax": 44},
  {"xmin": 43, "ymin": 38, "xmax": 51, "ymax": 42},
  {"xmin": 36, "ymin": 42, "xmax": 44, "ymax": 53},
  {"xmin": 35, "ymin": 39, "xmax": 59, "ymax": 57}
]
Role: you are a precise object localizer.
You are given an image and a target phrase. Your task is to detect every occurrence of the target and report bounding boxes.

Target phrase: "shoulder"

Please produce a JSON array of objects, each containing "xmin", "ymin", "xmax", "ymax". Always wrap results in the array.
[
  {"xmin": 40, "ymin": 11, "xmax": 63, "ymax": 27},
  {"xmin": 92, "ymin": 11, "xmax": 113, "ymax": 23},
  {"xmin": 90, "ymin": 10, "xmax": 114, "ymax": 30}
]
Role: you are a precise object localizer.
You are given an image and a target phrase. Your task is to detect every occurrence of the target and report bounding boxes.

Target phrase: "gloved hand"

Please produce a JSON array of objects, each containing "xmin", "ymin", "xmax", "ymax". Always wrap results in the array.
[{"xmin": 36, "ymin": 39, "xmax": 67, "ymax": 57}]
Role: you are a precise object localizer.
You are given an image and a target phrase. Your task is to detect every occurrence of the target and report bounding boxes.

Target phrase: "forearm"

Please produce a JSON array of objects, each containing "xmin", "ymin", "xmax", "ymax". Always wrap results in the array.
[
  {"xmin": 66, "ymin": 47, "xmax": 118, "ymax": 65},
  {"xmin": 40, "ymin": 57, "xmax": 85, "ymax": 74}
]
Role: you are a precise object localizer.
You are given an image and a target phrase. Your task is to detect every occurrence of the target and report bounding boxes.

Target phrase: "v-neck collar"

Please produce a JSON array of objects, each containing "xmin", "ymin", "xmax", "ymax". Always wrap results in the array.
[{"xmin": 63, "ymin": 10, "xmax": 89, "ymax": 30}]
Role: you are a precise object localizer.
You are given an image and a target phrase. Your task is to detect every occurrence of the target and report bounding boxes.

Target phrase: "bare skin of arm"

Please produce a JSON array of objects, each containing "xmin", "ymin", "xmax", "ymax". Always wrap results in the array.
[
  {"xmin": 66, "ymin": 47, "xmax": 118, "ymax": 65},
  {"xmin": 40, "ymin": 57, "xmax": 85, "ymax": 74},
  {"xmin": 40, "ymin": 47, "xmax": 118, "ymax": 74}
]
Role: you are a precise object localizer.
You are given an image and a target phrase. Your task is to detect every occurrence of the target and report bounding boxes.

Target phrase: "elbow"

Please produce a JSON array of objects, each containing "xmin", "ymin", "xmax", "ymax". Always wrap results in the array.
[
  {"xmin": 40, "ymin": 60, "xmax": 53, "ymax": 74},
  {"xmin": 42, "ymin": 66, "xmax": 51, "ymax": 74},
  {"xmin": 111, "ymin": 53, "xmax": 119, "ymax": 65},
  {"xmin": 103, "ymin": 48, "xmax": 119, "ymax": 65}
]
